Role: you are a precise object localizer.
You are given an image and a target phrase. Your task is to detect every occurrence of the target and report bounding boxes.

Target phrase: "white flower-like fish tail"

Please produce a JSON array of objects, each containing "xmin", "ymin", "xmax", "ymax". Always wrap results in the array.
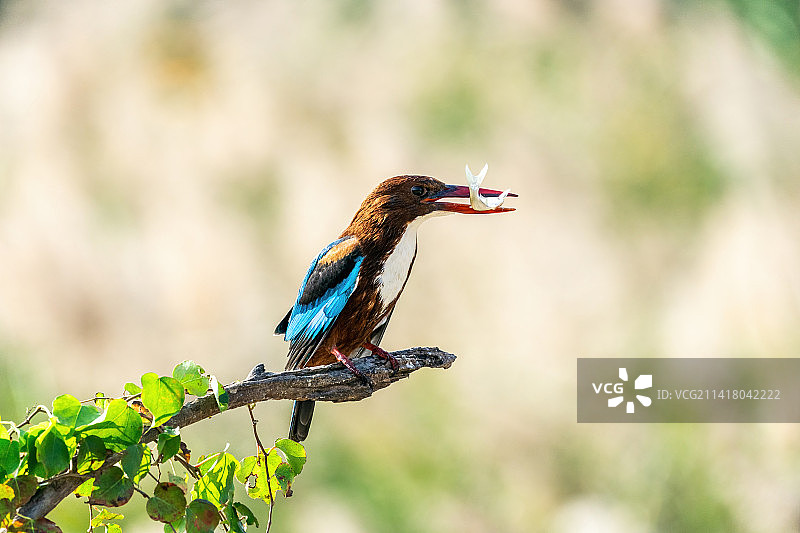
[{"xmin": 465, "ymin": 164, "xmax": 512, "ymax": 211}]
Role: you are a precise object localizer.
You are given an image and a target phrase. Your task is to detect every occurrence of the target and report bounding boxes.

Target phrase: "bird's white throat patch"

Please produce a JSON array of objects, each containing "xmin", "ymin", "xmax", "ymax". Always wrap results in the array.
[{"xmin": 377, "ymin": 211, "xmax": 445, "ymax": 307}]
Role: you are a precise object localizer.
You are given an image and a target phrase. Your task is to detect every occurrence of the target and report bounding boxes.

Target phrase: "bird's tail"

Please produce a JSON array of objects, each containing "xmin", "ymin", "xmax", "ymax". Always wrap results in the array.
[{"xmin": 288, "ymin": 400, "xmax": 315, "ymax": 442}]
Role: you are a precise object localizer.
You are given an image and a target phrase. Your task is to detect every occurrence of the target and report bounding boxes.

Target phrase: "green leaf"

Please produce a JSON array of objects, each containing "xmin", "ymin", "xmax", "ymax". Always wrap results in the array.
[
  {"xmin": 90, "ymin": 508, "xmax": 124, "ymax": 528},
  {"xmin": 19, "ymin": 422, "xmax": 48, "ymax": 447},
  {"xmin": 88, "ymin": 467, "xmax": 134, "ymax": 507},
  {"xmin": 172, "ymin": 361, "xmax": 209, "ymax": 397},
  {"xmin": 157, "ymin": 428, "xmax": 181, "ymax": 462},
  {"xmin": 0, "ymin": 497, "xmax": 13, "ymax": 521},
  {"xmin": 94, "ymin": 392, "xmax": 110, "ymax": 411},
  {"xmin": 224, "ymin": 503, "xmax": 246, "ymax": 533},
  {"xmin": 141, "ymin": 373, "xmax": 185, "ymax": 426},
  {"xmin": 0, "ymin": 439, "xmax": 21, "ymax": 478},
  {"xmin": 124, "ymin": 382, "xmax": 142, "ymax": 395},
  {"xmin": 147, "ymin": 482, "xmax": 187, "ymax": 524},
  {"xmin": 0, "ymin": 483, "xmax": 14, "ymax": 500},
  {"xmin": 274, "ymin": 462, "xmax": 295, "ymax": 493},
  {"xmin": 74, "ymin": 478, "xmax": 95, "ymax": 497},
  {"xmin": 165, "ymin": 517, "xmax": 186, "ymax": 533},
  {"xmin": 121, "ymin": 444, "xmax": 151, "ymax": 484},
  {"xmin": 166, "ymin": 472, "xmax": 188, "ymax": 493},
  {"xmin": 194, "ymin": 454, "xmax": 213, "ymax": 476},
  {"xmin": 52, "ymin": 395, "xmax": 99, "ymax": 428},
  {"xmin": 235, "ymin": 455, "xmax": 257, "ymax": 484},
  {"xmin": 51, "ymin": 395, "xmax": 80, "ymax": 427},
  {"xmin": 75, "ymin": 435, "xmax": 106, "ymax": 474},
  {"xmin": 76, "ymin": 399, "xmax": 143, "ymax": 452},
  {"xmin": 50, "ymin": 423, "xmax": 78, "ymax": 463},
  {"xmin": 106, "ymin": 524, "xmax": 122, "ymax": 533},
  {"xmin": 275, "ymin": 438, "xmax": 306, "ymax": 475},
  {"xmin": 233, "ymin": 502, "xmax": 258, "ymax": 527},
  {"xmin": 185, "ymin": 499, "xmax": 219, "ymax": 533},
  {"xmin": 35, "ymin": 425, "xmax": 70, "ymax": 478},
  {"xmin": 76, "ymin": 405, "xmax": 102, "ymax": 428},
  {"xmin": 209, "ymin": 376, "xmax": 228, "ymax": 412},
  {"xmin": 246, "ymin": 470, "xmax": 277, "ymax": 503},
  {"xmin": 7, "ymin": 475, "xmax": 37, "ymax": 508},
  {"xmin": 191, "ymin": 452, "xmax": 239, "ymax": 509},
  {"xmin": 19, "ymin": 423, "xmax": 48, "ymax": 477},
  {"xmin": 244, "ymin": 451, "xmax": 281, "ymax": 503},
  {"xmin": 265, "ymin": 450, "xmax": 282, "ymax": 476}
]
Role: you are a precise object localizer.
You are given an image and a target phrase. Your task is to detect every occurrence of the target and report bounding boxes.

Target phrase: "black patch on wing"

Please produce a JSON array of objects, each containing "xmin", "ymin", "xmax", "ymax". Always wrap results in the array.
[
  {"xmin": 297, "ymin": 247, "xmax": 361, "ymax": 306},
  {"xmin": 275, "ymin": 308, "xmax": 291, "ymax": 336}
]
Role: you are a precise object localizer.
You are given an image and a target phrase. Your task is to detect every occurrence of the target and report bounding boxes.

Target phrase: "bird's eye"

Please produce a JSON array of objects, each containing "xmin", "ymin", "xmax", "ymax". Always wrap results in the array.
[{"xmin": 411, "ymin": 185, "xmax": 426, "ymax": 197}]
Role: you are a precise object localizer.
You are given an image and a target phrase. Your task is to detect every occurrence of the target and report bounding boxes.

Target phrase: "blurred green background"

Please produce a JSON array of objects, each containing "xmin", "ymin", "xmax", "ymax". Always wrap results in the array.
[{"xmin": 1, "ymin": 1, "xmax": 800, "ymax": 531}]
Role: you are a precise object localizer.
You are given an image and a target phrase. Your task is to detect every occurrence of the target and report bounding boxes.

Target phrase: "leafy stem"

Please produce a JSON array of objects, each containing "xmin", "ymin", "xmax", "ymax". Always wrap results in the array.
[{"xmin": 247, "ymin": 404, "xmax": 275, "ymax": 533}]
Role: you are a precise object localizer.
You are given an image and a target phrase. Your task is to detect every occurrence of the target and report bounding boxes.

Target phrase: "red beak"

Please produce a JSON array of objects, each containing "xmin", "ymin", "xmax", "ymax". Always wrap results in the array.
[{"xmin": 424, "ymin": 185, "xmax": 517, "ymax": 214}]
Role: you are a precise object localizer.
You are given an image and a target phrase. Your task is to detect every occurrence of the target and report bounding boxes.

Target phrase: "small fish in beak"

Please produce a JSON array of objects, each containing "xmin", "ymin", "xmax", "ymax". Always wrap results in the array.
[{"xmin": 465, "ymin": 164, "xmax": 512, "ymax": 211}]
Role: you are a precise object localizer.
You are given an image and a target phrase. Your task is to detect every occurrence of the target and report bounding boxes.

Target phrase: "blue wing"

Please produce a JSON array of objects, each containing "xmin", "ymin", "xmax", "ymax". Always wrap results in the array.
[{"xmin": 283, "ymin": 236, "xmax": 363, "ymax": 370}]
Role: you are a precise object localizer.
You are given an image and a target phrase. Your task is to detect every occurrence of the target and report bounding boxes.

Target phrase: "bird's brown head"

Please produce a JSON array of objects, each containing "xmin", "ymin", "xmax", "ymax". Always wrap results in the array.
[
  {"xmin": 369, "ymin": 175, "xmax": 514, "ymax": 217},
  {"xmin": 345, "ymin": 175, "xmax": 516, "ymax": 240}
]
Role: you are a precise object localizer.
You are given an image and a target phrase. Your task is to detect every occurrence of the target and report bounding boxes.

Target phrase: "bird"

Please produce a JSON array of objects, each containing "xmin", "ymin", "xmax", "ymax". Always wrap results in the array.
[{"xmin": 275, "ymin": 175, "xmax": 516, "ymax": 442}]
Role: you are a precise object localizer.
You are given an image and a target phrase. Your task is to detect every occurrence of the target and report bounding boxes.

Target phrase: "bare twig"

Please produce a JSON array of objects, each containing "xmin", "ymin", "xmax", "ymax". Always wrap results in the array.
[
  {"xmin": 16, "ymin": 347, "xmax": 456, "ymax": 521},
  {"xmin": 173, "ymin": 451, "xmax": 201, "ymax": 480},
  {"xmin": 17, "ymin": 405, "xmax": 49, "ymax": 429}
]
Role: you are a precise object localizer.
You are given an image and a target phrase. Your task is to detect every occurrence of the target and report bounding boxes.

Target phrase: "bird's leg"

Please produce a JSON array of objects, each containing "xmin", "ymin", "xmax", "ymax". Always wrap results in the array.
[
  {"xmin": 363, "ymin": 342, "xmax": 399, "ymax": 372},
  {"xmin": 331, "ymin": 346, "xmax": 370, "ymax": 385}
]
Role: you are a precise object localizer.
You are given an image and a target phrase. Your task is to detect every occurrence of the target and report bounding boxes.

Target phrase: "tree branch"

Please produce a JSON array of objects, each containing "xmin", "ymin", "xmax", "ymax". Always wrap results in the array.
[{"xmin": 17, "ymin": 347, "xmax": 456, "ymax": 521}]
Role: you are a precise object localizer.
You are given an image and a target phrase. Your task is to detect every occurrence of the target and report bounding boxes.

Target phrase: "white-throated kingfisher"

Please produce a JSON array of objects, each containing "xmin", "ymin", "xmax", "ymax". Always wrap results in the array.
[{"xmin": 275, "ymin": 175, "xmax": 516, "ymax": 441}]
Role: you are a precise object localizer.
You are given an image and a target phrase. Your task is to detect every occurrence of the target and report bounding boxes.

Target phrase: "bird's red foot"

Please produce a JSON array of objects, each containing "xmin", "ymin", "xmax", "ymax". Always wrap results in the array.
[
  {"xmin": 331, "ymin": 346, "xmax": 371, "ymax": 386},
  {"xmin": 364, "ymin": 342, "xmax": 399, "ymax": 372}
]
